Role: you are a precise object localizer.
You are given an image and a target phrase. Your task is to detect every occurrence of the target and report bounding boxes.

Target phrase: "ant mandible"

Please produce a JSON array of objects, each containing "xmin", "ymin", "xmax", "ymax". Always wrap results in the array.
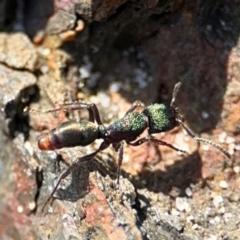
[{"xmin": 37, "ymin": 82, "xmax": 231, "ymax": 209}]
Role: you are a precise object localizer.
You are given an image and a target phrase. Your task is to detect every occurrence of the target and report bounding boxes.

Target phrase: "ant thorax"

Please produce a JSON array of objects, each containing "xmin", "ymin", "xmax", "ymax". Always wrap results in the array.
[{"xmin": 106, "ymin": 111, "xmax": 148, "ymax": 143}]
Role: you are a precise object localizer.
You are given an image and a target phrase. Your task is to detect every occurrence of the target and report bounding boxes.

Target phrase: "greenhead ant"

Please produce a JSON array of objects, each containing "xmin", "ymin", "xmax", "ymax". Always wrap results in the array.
[{"xmin": 37, "ymin": 82, "xmax": 231, "ymax": 209}]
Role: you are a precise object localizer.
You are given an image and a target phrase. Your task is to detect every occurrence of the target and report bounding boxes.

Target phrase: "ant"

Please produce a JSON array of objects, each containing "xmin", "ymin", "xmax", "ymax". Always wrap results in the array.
[{"xmin": 37, "ymin": 82, "xmax": 231, "ymax": 210}]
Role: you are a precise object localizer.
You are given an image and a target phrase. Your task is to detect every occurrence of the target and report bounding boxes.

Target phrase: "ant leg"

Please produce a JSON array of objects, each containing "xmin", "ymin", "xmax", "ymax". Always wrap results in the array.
[
  {"xmin": 125, "ymin": 100, "xmax": 145, "ymax": 115},
  {"xmin": 127, "ymin": 135, "xmax": 188, "ymax": 155},
  {"xmin": 42, "ymin": 141, "xmax": 110, "ymax": 211},
  {"xmin": 86, "ymin": 102, "xmax": 103, "ymax": 125},
  {"xmin": 176, "ymin": 118, "xmax": 231, "ymax": 159},
  {"xmin": 48, "ymin": 102, "xmax": 95, "ymax": 123},
  {"xmin": 27, "ymin": 102, "xmax": 94, "ymax": 122},
  {"xmin": 149, "ymin": 136, "xmax": 188, "ymax": 154},
  {"xmin": 59, "ymin": 102, "xmax": 103, "ymax": 125},
  {"xmin": 29, "ymin": 101, "xmax": 103, "ymax": 124},
  {"xmin": 113, "ymin": 142, "xmax": 124, "ymax": 184}
]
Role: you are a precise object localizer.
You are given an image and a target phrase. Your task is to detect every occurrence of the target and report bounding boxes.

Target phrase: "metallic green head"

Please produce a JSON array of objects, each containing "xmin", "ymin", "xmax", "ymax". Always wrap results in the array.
[{"xmin": 142, "ymin": 103, "xmax": 178, "ymax": 134}]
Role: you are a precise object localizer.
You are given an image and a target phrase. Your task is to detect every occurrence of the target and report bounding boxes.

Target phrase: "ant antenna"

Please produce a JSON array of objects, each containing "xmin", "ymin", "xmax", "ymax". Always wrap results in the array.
[
  {"xmin": 171, "ymin": 82, "xmax": 182, "ymax": 107},
  {"xmin": 171, "ymin": 82, "xmax": 231, "ymax": 160},
  {"xmin": 176, "ymin": 118, "xmax": 231, "ymax": 160}
]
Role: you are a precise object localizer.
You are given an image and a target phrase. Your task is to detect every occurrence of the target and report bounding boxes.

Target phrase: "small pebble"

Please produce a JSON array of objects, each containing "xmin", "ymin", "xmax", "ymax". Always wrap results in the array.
[
  {"xmin": 213, "ymin": 195, "xmax": 223, "ymax": 207},
  {"xmin": 201, "ymin": 111, "xmax": 209, "ymax": 119},
  {"xmin": 233, "ymin": 166, "xmax": 240, "ymax": 173},
  {"xmin": 175, "ymin": 197, "xmax": 191, "ymax": 212},
  {"xmin": 186, "ymin": 215, "xmax": 194, "ymax": 223},
  {"xmin": 218, "ymin": 132, "xmax": 227, "ymax": 143},
  {"xmin": 207, "ymin": 235, "xmax": 218, "ymax": 240},
  {"xmin": 17, "ymin": 205, "xmax": 24, "ymax": 213},
  {"xmin": 42, "ymin": 48, "xmax": 51, "ymax": 56},
  {"xmin": 79, "ymin": 66, "xmax": 90, "ymax": 79},
  {"xmin": 219, "ymin": 206, "xmax": 225, "ymax": 214},
  {"xmin": 171, "ymin": 209, "xmax": 180, "ymax": 216},
  {"xmin": 202, "ymin": 144, "xmax": 210, "ymax": 151},
  {"xmin": 97, "ymin": 91, "xmax": 110, "ymax": 108},
  {"xmin": 28, "ymin": 201, "xmax": 36, "ymax": 211},
  {"xmin": 185, "ymin": 187, "xmax": 193, "ymax": 197},
  {"xmin": 109, "ymin": 82, "xmax": 122, "ymax": 93},
  {"xmin": 219, "ymin": 180, "xmax": 228, "ymax": 189},
  {"xmin": 235, "ymin": 144, "xmax": 240, "ymax": 151},
  {"xmin": 225, "ymin": 136, "xmax": 235, "ymax": 144},
  {"xmin": 214, "ymin": 216, "xmax": 221, "ymax": 224},
  {"xmin": 192, "ymin": 224, "xmax": 199, "ymax": 230},
  {"xmin": 223, "ymin": 212, "xmax": 232, "ymax": 223}
]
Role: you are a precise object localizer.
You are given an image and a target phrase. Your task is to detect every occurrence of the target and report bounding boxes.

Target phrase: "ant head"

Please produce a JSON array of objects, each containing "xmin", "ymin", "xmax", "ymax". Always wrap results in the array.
[{"xmin": 142, "ymin": 82, "xmax": 185, "ymax": 134}]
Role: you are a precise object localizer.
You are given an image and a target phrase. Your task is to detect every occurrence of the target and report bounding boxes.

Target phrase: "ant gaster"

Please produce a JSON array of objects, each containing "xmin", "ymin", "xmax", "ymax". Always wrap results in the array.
[{"xmin": 38, "ymin": 82, "xmax": 231, "ymax": 209}]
